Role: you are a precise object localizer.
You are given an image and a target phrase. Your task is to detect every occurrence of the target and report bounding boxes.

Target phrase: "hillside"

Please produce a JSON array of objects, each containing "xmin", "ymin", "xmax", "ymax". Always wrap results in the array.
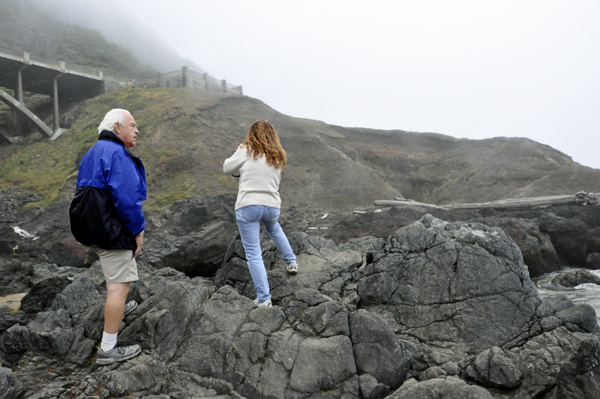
[
  {"xmin": 0, "ymin": 0, "xmax": 155, "ymax": 79},
  {"xmin": 1, "ymin": 87, "xmax": 599, "ymax": 212}
]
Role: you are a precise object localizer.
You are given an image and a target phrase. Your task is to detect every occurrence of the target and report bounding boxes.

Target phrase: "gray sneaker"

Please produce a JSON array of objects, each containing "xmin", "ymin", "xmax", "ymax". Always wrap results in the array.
[
  {"xmin": 96, "ymin": 344, "xmax": 141, "ymax": 365},
  {"xmin": 287, "ymin": 261, "xmax": 298, "ymax": 275},
  {"xmin": 124, "ymin": 300, "xmax": 138, "ymax": 316},
  {"xmin": 253, "ymin": 298, "xmax": 273, "ymax": 307}
]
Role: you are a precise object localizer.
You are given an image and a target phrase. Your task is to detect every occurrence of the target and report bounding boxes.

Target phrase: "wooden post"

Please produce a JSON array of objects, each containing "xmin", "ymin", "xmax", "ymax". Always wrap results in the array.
[{"xmin": 182, "ymin": 66, "xmax": 188, "ymax": 88}]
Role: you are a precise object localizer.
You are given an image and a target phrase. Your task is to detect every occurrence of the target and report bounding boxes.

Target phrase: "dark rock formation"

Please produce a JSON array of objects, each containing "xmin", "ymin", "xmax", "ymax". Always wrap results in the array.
[
  {"xmin": 551, "ymin": 268, "xmax": 600, "ymax": 288},
  {"xmin": 2, "ymin": 212, "xmax": 600, "ymax": 398},
  {"xmin": 539, "ymin": 213, "xmax": 590, "ymax": 266},
  {"xmin": 356, "ymin": 215, "xmax": 539, "ymax": 353}
]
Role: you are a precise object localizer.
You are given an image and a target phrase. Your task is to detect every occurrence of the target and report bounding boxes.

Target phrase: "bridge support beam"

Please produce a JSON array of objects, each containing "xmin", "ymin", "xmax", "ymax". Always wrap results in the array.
[
  {"xmin": 53, "ymin": 74, "xmax": 62, "ymax": 131},
  {"xmin": 0, "ymin": 89, "xmax": 53, "ymax": 138},
  {"xmin": 16, "ymin": 66, "xmax": 27, "ymax": 135}
]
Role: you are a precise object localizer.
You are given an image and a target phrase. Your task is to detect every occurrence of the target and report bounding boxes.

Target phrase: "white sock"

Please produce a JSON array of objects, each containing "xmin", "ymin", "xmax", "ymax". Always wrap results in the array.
[{"xmin": 101, "ymin": 331, "xmax": 118, "ymax": 352}]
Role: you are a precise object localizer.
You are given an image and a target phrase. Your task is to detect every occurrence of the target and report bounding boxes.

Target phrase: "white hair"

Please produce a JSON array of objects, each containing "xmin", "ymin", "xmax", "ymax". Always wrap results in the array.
[{"xmin": 97, "ymin": 109, "xmax": 131, "ymax": 134}]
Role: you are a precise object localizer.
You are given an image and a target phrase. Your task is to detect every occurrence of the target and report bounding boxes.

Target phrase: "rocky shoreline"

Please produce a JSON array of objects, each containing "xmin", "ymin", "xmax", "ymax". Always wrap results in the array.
[{"xmin": 1, "ymin": 191, "xmax": 600, "ymax": 398}]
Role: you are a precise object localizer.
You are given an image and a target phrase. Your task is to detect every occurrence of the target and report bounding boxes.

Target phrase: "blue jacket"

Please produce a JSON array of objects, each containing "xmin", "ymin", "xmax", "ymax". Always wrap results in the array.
[{"xmin": 69, "ymin": 131, "xmax": 146, "ymax": 251}]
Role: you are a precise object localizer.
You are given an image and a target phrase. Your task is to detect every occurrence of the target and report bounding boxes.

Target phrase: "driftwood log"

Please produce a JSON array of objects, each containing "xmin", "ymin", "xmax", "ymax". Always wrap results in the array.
[{"xmin": 374, "ymin": 191, "xmax": 599, "ymax": 210}]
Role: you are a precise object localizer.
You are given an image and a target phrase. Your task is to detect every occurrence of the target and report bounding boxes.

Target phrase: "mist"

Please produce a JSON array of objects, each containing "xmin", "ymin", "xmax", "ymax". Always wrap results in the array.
[{"xmin": 22, "ymin": 0, "xmax": 600, "ymax": 170}]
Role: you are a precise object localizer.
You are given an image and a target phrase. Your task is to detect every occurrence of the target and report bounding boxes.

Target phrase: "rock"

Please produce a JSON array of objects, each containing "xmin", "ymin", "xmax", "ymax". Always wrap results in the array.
[
  {"xmin": 552, "ymin": 337, "xmax": 600, "ymax": 399},
  {"xmin": 350, "ymin": 309, "xmax": 411, "ymax": 388},
  {"xmin": 539, "ymin": 213, "xmax": 589, "ymax": 266},
  {"xmin": 551, "ymin": 268, "xmax": 600, "ymax": 288},
  {"xmin": 1, "ymin": 324, "xmax": 30, "ymax": 354},
  {"xmin": 466, "ymin": 346, "xmax": 523, "ymax": 389},
  {"xmin": 117, "ymin": 279, "xmax": 215, "ymax": 361},
  {"xmin": 140, "ymin": 194, "xmax": 238, "ymax": 277},
  {"xmin": 0, "ymin": 367, "xmax": 26, "ymax": 399},
  {"xmin": 0, "ymin": 259, "xmax": 34, "ymax": 296},
  {"xmin": 388, "ymin": 376, "xmax": 493, "ymax": 399},
  {"xmin": 358, "ymin": 374, "xmax": 391, "ymax": 399},
  {"xmin": 587, "ymin": 226, "xmax": 600, "ymax": 253},
  {"xmin": 4, "ymin": 207, "xmax": 600, "ymax": 398},
  {"xmin": 98, "ymin": 353, "xmax": 170, "ymax": 397},
  {"xmin": 555, "ymin": 304, "xmax": 599, "ymax": 333},
  {"xmin": 503, "ymin": 326, "xmax": 600, "ymax": 398},
  {"xmin": 586, "ymin": 252, "xmax": 600, "ymax": 269},
  {"xmin": 20, "ymin": 276, "xmax": 72, "ymax": 314},
  {"xmin": 474, "ymin": 217, "xmax": 560, "ymax": 277},
  {"xmin": 420, "ymin": 366, "xmax": 448, "ymax": 380},
  {"xmin": 355, "ymin": 214, "xmax": 539, "ymax": 354},
  {"xmin": 0, "ymin": 307, "xmax": 30, "ymax": 334},
  {"xmin": 289, "ymin": 335, "xmax": 356, "ymax": 392}
]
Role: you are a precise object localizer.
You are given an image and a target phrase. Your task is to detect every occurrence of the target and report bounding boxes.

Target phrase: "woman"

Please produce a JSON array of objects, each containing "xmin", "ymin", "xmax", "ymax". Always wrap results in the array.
[{"xmin": 223, "ymin": 120, "xmax": 298, "ymax": 307}]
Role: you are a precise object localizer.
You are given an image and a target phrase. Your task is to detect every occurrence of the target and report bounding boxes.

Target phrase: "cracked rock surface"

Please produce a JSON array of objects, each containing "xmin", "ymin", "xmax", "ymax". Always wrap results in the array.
[{"xmin": 1, "ymin": 214, "xmax": 599, "ymax": 398}]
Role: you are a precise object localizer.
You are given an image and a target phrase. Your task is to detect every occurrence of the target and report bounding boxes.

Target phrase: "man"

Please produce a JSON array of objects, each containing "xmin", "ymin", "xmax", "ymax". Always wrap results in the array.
[{"xmin": 69, "ymin": 108, "xmax": 146, "ymax": 365}]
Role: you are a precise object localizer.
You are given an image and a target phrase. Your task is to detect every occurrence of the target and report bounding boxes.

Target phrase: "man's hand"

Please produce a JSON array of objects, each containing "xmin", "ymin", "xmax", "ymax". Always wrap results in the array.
[{"xmin": 134, "ymin": 231, "xmax": 144, "ymax": 258}]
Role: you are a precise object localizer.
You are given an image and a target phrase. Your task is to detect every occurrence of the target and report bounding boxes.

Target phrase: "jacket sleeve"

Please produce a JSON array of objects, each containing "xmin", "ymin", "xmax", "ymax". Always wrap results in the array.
[
  {"xmin": 106, "ymin": 151, "xmax": 145, "ymax": 236},
  {"xmin": 223, "ymin": 147, "xmax": 247, "ymax": 176}
]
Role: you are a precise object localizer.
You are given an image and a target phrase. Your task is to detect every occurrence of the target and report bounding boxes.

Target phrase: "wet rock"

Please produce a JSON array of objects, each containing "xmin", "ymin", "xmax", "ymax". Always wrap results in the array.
[
  {"xmin": 586, "ymin": 252, "xmax": 600, "ymax": 269},
  {"xmin": 551, "ymin": 268, "xmax": 600, "ymax": 288},
  {"xmin": 539, "ymin": 213, "xmax": 589, "ymax": 266}
]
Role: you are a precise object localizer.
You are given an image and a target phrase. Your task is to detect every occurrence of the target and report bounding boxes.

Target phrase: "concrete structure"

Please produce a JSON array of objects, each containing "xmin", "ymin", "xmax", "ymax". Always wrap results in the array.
[
  {"xmin": 0, "ymin": 49, "xmax": 243, "ymax": 145},
  {"xmin": 0, "ymin": 47, "xmax": 105, "ymax": 143},
  {"xmin": 135, "ymin": 66, "xmax": 243, "ymax": 95}
]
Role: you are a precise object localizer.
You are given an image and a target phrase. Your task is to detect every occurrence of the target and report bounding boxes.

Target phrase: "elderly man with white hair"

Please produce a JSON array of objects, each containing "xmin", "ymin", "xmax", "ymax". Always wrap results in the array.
[{"xmin": 69, "ymin": 108, "xmax": 146, "ymax": 364}]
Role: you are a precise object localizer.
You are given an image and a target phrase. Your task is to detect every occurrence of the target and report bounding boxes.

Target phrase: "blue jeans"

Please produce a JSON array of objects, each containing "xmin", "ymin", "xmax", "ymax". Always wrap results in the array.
[{"xmin": 235, "ymin": 205, "xmax": 296, "ymax": 303}]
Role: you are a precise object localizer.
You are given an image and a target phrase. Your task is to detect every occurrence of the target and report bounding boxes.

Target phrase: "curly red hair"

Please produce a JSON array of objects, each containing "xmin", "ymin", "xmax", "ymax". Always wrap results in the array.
[{"xmin": 243, "ymin": 120, "xmax": 287, "ymax": 169}]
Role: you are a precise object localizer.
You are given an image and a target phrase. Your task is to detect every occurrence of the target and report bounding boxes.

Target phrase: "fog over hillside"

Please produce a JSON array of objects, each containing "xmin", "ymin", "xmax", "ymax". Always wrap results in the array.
[
  {"xmin": 28, "ymin": 0, "xmax": 203, "ymax": 73},
  {"xmin": 26, "ymin": 0, "xmax": 600, "ymax": 170}
]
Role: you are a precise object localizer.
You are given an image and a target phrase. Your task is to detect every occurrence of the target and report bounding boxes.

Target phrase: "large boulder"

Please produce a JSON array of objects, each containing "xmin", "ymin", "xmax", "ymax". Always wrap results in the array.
[
  {"xmin": 473, "ymin": 217, "xmax": 560, "ymax": 277},
  {"xmin": 355, "ymin": 214, "xmax": 540, "ymax": 354},
  {"xmin": 539, "ymin": 213, "xmax": 590, "ymax": 266}
]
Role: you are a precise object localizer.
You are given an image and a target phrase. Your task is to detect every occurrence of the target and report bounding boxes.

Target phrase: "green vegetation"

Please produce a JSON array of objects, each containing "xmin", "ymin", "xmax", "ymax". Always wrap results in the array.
[{"xmin": 0, "ymin": 87, "xmax": 240, "ymax": 211}]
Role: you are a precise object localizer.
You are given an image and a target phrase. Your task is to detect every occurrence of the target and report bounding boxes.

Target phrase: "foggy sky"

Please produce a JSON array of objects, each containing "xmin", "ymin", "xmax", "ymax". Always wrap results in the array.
[{"xmin": 36, "ymin": 0, "xmax": 600, "ymax": 169}]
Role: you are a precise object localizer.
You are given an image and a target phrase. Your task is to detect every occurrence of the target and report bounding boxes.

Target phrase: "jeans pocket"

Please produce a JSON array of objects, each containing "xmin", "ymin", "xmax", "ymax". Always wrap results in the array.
[{"xmin": 237, "ymin": 205, "xmax": 263, "ymax": 223}]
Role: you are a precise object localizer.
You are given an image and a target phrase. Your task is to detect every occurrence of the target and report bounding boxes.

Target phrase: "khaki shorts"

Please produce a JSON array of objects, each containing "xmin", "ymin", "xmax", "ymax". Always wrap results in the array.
[{"xmin": 93, "ymin": 248, "xmax": 138, "ymax": 284}]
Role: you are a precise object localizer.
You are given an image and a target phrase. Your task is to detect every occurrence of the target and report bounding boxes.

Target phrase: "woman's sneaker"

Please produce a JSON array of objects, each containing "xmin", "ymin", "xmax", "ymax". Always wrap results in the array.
[
  {"xmin": 287, "ymin": 261, "xmax": 298, "ymax": 275},
  {"xmin": 96, "ymin": 344, "xmax": 141, "ymax": 365},
  {"xmin": 253, "ymin": 298, "xmax": 273, "ymax": 307}
]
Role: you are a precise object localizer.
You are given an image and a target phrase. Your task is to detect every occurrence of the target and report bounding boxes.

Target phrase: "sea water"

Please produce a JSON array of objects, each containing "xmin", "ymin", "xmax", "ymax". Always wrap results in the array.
[{"xmin": 534, "ymin": 268, "xmax": 600, "ymax": 323}]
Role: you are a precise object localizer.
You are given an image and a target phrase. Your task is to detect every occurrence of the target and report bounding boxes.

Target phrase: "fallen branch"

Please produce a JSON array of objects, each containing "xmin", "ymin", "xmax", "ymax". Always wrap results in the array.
[{"xmin": 375, "ymin": 192, "xmax": 598, "ymax": 210}]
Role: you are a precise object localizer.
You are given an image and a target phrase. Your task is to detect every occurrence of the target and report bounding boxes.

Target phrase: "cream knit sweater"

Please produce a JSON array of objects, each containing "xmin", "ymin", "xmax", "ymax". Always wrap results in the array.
[{"xmin": 223, "ymin": 146, "xmax": 282, "ymax": 210}]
